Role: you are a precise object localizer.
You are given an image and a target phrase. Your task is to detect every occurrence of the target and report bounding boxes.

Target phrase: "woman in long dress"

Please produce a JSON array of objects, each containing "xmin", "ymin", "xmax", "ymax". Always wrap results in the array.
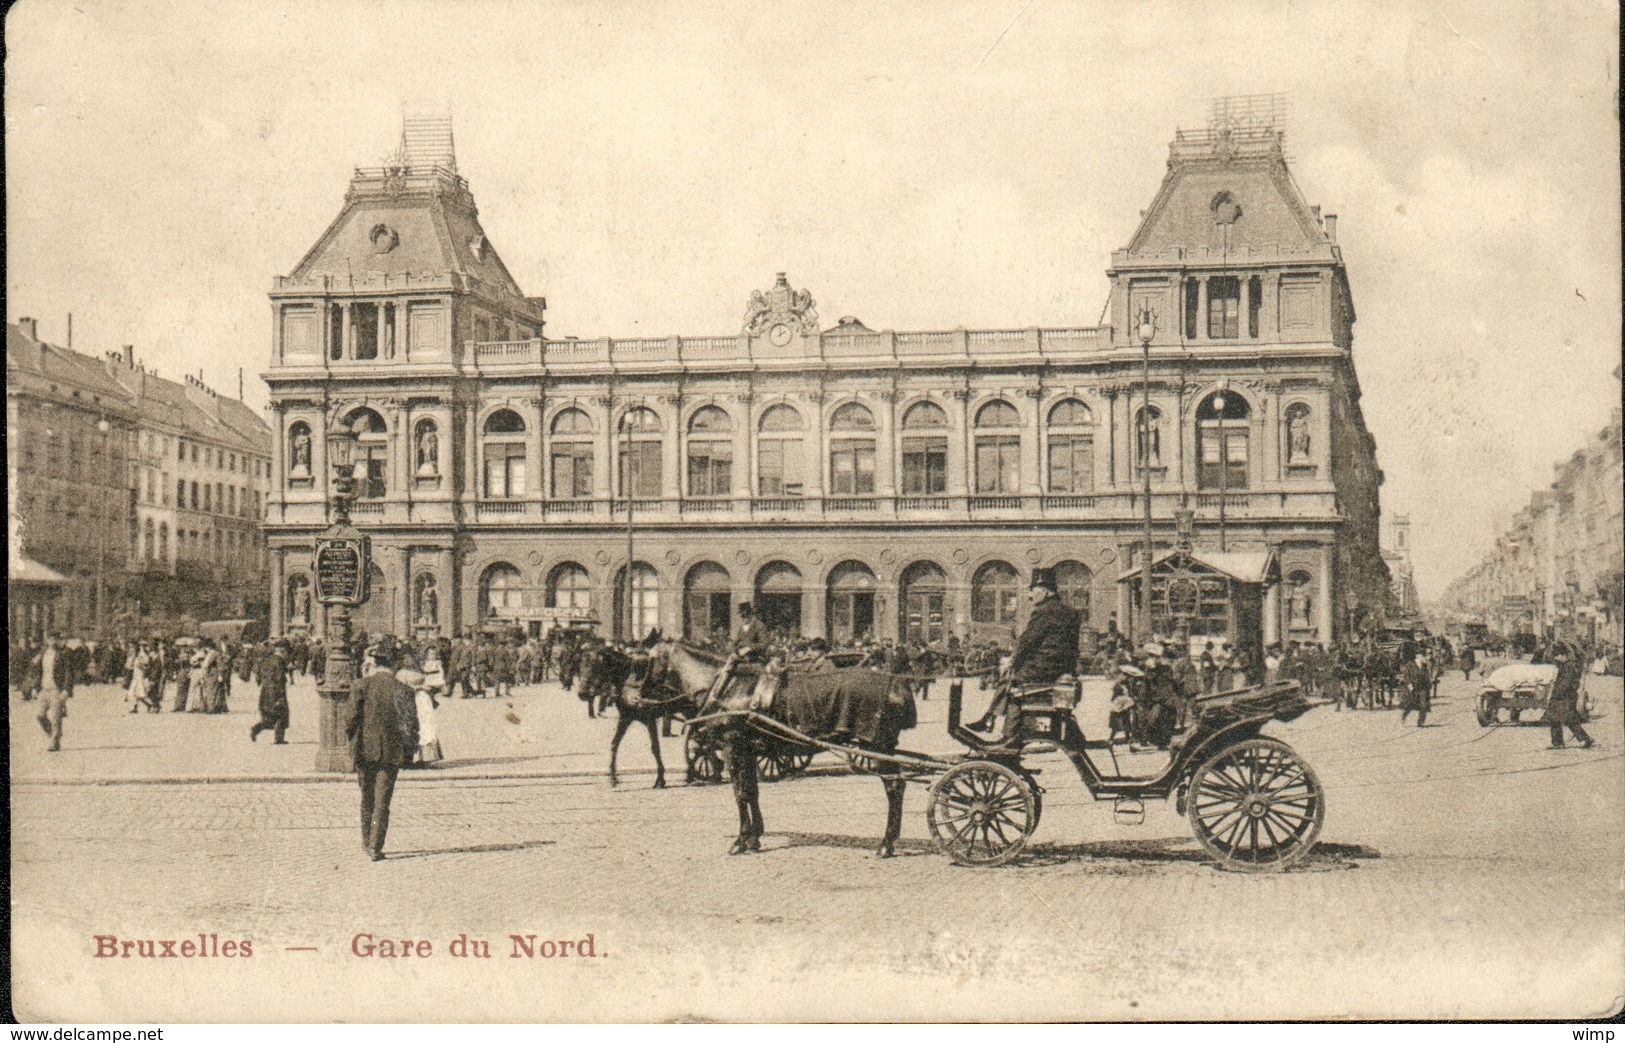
[
  {"xmin": 189, "ymin": 644, "xmax": 215, "ymax": 713},
  {"xmin": 125, "ymin": 645, "xmax": 151, "ymax": 713},
  {"xmin": 412, "ymin": 647, "xmax": 445, "ymax": 766}
]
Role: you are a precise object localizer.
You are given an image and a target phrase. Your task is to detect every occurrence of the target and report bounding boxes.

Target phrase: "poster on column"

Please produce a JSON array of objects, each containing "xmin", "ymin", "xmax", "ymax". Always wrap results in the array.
[{"xmin": 5, "ymin": 0, "xmax": 1621, "ymax": 1030}]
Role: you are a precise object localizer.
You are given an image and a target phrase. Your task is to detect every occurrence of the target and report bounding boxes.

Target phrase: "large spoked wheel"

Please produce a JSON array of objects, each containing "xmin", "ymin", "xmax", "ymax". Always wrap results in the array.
[
  {"xmin": 684, "ymin": 730, "xmax": 726, "ymax": 785},
  {"xmin": 758, "ymin": 749, "xmax": 814, "ymax": 782},
  {"xmin": 1476, "ymin": 697, "xmax": 1496, "ymax": 727},
  {"xmin": 927, "ymin": 760, "xmax": 1037, "ymax": 867},
  {"xmin": 1187, "ymin": 738, "xmax": 1324, "ymax": 873}
]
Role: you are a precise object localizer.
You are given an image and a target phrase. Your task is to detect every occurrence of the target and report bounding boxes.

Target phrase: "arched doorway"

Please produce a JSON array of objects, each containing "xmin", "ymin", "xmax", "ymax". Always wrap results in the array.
[
  {"xmin": 900, "ymin": 561, "xmax": 947, "ymax": 645},
  {"xmin": 684, "ymin": 561, "xmax": 732, "ymax": 644},
  {"xmin": 754, "ymin": 561, "xmax": 803, "ymax": 637},
  {"xmin": 826, "ymin": 561, "xmax": 877, "ymax": 644},
  {"xmin": 612, "ymin": 563, "xmax": 660, "ymax": 641},
  {"xmin": 971, "ymin": 560, "xmax": 1021, "ymax": 643},
  {"xmin": 479, "ymin": 563, "xmax": 524, "ymax": 622}
]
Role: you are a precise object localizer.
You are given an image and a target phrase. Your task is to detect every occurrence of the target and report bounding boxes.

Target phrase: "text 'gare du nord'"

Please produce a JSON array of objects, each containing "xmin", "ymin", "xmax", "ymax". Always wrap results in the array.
[{"xmin": 263, "ymin": 111, "xmax": 1392, "ymax": 653}]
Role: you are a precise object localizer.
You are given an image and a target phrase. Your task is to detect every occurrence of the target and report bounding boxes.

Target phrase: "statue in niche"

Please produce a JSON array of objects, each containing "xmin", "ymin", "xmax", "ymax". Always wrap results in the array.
[
  {"xmin": 290, "ymin": 429, "xmax": 312, "ymax": 475},
  {"xmin": 1288, "ymin": 411, "xmax": 1311, "ymax": 461},
  {"xmin": 417, "ymin": 585, "xmax": 438, "ymax": 626},
  {"xmin": 416, "ymin": 426, "xmax": 439, "ymax": 474},
  {"xmin": 294, "ymin": 585, "xmax": 312, "ymax": 624}
]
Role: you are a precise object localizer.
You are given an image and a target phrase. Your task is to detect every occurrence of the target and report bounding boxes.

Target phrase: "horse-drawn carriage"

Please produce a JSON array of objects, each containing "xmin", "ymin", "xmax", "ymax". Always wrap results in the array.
[
  {"xmin": 670, "ymin": 643, "xmax": 1325, "ymax": 871},
  {"xmin": 1475, "ymin": 663, "xmax": 1592, "ymax": 727}
]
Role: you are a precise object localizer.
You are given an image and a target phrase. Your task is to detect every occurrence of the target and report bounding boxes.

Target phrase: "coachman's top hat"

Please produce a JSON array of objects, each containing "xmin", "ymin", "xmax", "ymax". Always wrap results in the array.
[{"xmin": 1029, "ymin": 567, "xmax": 1057, "ymax": 592}]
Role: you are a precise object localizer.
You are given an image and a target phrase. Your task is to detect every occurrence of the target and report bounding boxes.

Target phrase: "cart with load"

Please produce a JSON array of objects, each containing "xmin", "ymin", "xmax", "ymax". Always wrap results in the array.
[{"xmin": 1476, "ymin": 663, "xmax": 1591, "ymax": 726}]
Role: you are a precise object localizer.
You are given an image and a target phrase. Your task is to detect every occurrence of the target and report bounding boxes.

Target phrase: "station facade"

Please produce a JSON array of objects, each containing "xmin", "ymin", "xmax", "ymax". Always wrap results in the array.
[{"xmin": 264, "ymin": 114, "xmax": 1391, "ymax": 649}]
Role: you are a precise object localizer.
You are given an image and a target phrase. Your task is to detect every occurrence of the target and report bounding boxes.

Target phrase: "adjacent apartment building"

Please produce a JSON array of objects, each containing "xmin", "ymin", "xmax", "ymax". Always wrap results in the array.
[{"xmin": 6, "ymin": 320, "xmax": 273, "ymax": 639}]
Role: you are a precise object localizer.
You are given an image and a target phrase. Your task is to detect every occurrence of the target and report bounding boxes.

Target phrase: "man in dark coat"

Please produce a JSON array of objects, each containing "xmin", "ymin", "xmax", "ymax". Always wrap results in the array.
[
  {"xmin": 345, "ymin": 639, "xmax": 418, "ymax": 861},
  {"xmin": 1546, "ymin": 642, "xmax": 1594, "ymax": 750},
  {"xmin": 1009, "ymin": 568, "xmax": 1081, "ymax": 685},
  {"xmin": 971, "ymin": 568, "xmax": 1080, "ymax": 733},
  {"xmin": 251, "ymin": 641, "xmax": 292, "ymax": 744}
]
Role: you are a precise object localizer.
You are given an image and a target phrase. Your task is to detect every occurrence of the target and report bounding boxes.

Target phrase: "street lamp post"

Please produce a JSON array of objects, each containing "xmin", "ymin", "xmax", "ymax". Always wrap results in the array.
[
  {"xmin": 1213, "ymin": 390, "xmax": 1228, "ymax": 552},
  {"xmin": 1136, "ymin": 305, "xmax": 1158, "ymax": 644},
  {"xmin": 96, "ymin": 417, "xmax": 111, "ymax": 638},
  {"xmin": 313, "ymin": 419, "xmax": 367, "ymax": 773}
]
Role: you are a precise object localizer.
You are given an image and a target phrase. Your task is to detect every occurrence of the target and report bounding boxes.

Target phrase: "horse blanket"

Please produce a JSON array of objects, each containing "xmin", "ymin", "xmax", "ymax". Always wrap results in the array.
[{"xmin": 774, "ymin": 668, "xmax": 916, "ymax": 745}]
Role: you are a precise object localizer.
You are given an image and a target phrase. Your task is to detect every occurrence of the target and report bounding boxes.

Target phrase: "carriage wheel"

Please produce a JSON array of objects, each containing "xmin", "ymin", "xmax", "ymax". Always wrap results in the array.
[
  {"xmin": 684, "ymin": 730, "xmax": 726, "ymax": 785},
  {"xmin": 757, "ymin": 750, "xmax": 814, "ymax": 782},
  {"xmin": 1186, "ymin": 738, "xmax": 1324, "ymax": 873},
  {"xmin": 927, "ymin": 760, "xmax": 1037, "ymax": 867},
  {"xmin": 1475, "ymin": 699, "xmax": 1495, "ymax": 727},
  {"xmin": 1020, "ymin": 770, "xmax": 1044, "ymax": 831}
]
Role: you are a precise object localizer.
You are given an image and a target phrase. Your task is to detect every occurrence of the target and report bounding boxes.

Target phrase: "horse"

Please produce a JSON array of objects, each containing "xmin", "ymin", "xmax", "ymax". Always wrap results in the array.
[
  {"xmin": 655, "ymin": 640, "xmax": 917, "ymax": 858},
  {"xmin": 577, "ymin": 637, "xmax": 696, "ymax": 789}
]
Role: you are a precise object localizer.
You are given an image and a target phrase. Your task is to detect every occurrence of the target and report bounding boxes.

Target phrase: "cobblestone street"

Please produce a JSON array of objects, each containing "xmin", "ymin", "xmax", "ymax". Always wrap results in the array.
[{"xmin": 10, "ymin": 673, "xmax": 1623, "ymax": 1022}]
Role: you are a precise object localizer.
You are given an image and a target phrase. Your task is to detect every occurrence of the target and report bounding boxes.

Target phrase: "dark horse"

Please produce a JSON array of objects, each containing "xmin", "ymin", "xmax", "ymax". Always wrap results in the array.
[
  {"xmin": 579, "ymin": 637, "xmax": 695, "ymax": 789},
  {"xmin": 657, "ymin": 640, "xmax": 917, "ymax": 858}
]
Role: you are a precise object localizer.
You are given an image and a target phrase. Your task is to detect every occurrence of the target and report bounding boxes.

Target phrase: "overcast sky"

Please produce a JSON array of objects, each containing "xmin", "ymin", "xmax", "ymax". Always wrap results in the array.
[{"xmin": 6, "ymin": 0, "xmax": 1619, "ymax": 599}]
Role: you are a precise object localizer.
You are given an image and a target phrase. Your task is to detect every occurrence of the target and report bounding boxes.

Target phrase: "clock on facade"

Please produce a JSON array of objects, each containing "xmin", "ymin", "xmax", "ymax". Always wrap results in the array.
[{"xmin": 769, "ymin": 323, "xmax": 792, "ymax": 347}]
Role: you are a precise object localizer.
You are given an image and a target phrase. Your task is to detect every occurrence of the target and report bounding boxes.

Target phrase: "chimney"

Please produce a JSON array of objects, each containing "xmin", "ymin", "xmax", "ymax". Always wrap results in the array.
[
  {"xmin": 1324, "ymin": 214, "xmax": 1338, "ymax": 243},
  {"xmin": 123, "ymin": 344, "xmax": 134, "ymax": 367},
  {"xmin": 18, "ymin": 317, "xmax": 38, "ymax": 341}
]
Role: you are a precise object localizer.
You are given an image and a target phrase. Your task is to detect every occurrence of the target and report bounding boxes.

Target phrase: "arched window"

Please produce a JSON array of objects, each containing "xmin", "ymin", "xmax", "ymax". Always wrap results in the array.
[
  {"xmin": 1197, "ymin": 392, "xmax": 1250, "ymax": 491},
  {"xmin": 972, "ymin": 561, "xmax": 1021, "ymax": 626},
  {"xmin": 899, "ymin": 561, "xmax": 947, "ymax": 644},
  {"xmin": 546, "ymin": 562, "xmax": 592, "ymax": 611},
  {"xmin": 826, "ymin": 560, "xmax": 877, "ymax": 643},
  {"xmin": 828, "ymin": 402, "xmax": 876, "ymax": 496},
  {"xmin": 1053, "ymin": 560, "xmax": 1093, "ymax": 625},
  {"xmin": 414, "ymin": 418, "xmax": 440, "ymax": 476},
  {"xmin": 550, "ymin": 408, "xmax": 594, "ymax": 499},
  {"xmin": 684, "ymin": 561, "xmax": 732, "ymax": 643},
  {"xmin": 143, "ymin": 518, "xmax": 156, "ymax": 561},
  {"xmin": 1046, "ymin": 398, "xmax": 1094, "ymax": 494},
  {"xmin": 287, "ymin": 575, "xmax": 312, "ymax": 625},
  {"xmin": 345, "ymin": 408, "xmax": 389, "ymax": 499},
  {"xmin": 754, "ymin": 560, "xmax": 803, "ymax": 636},
  {"xmin": 413, "ymin": 574, "xmax": 439, "ymax": 627},
  {"xmin": 757, "ymin": 404, "xmax": 804, "ymax": 497},
  {"xmin": 617, "ymin": 407, "xmax": 663, "ymax": 499},
  {"xmin": 901, "ymin": 401, "xmax": 948, "ymax": 495},
  {"xmin": 482, "ymin": 409, "xmax": 527, "ymax": 499},
  {"xmin": 157, "ymin": 522, "xmax": 169, "ymax": 563},
  {"xmin": 1284, "ymin": 403, "xmax": 1313, "ymax": 464},
  {"xmin": 686, "ymin": 406, "xmax": 733, "ymax": 497},
  {"xmin": 288, "ymin": 421, "xmax": 313, "ymax": 478},
  {"xmin": 480, "ymin": 563, "xmax": 525, "ymax": 618},
  {"xmin": 1134, "ymin": 405, "xmax": 1163, "ymax": 472},
  {"xmin": 613, "ymin": 563, "xmax": 660, "ymax": 641},
  {"xmin": 1287, "ymin": 570, "xmax": 1314, "ymax": 630},
  {"xmin": 974, "ymin": 400, "xmax": 1020, "ymax": 495}
]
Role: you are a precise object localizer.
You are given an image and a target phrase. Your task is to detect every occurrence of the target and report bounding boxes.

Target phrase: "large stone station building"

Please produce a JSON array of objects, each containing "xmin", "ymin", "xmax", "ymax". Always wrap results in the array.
[{"xmin": 264, "ymin": 108, "xmax": 1390, "ymax": 650}]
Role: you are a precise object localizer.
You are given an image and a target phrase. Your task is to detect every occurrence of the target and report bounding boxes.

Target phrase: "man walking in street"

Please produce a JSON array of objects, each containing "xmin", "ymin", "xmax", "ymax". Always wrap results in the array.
[
  {"xmin": 1546, "ymin": 641, "xmax": 1595, "ymax": 750},
  {"xmin": 36, "ymin": 635, "xmax": 77, "ymax": 751},
  {"xmin": 345, "ymin": 637, "xmax": 418, "ymax": 861},
  {"xmin": 251, "ymin": 640, "xmax": 292, "ymax": 744}
]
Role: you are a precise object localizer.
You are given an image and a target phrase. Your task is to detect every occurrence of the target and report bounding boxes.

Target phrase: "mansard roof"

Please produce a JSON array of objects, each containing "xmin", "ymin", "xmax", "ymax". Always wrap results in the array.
[
  {"xmin": 1120, "ymin": 126, "xmax": 1335, "ymax": 264},
  {"xmin": 286, "ymin": 164, "xmax": 538, "ymax": 316}
]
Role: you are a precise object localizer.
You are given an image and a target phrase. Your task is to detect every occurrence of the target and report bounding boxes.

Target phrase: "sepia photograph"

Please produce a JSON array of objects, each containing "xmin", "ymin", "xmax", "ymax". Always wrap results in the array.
[{"xmin": 6, "ymin": 0, "xmax": 1622, "ymax": 1026}]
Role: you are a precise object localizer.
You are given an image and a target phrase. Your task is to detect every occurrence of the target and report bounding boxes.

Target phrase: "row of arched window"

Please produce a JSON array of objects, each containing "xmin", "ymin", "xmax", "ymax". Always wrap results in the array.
[
  {"xmin": 286, "ymin": 393, "xmax": 1318, "ymax": 501},
  {"xmin": 465, "ymin": 557, "xmax": 1097, "ymax": 643}
]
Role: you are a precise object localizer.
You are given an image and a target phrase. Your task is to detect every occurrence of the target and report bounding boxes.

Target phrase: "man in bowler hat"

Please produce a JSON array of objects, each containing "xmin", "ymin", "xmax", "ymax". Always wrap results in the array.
[{"xmin": 345, "ymin": 636, "xmax": 418, "ymax": 860}]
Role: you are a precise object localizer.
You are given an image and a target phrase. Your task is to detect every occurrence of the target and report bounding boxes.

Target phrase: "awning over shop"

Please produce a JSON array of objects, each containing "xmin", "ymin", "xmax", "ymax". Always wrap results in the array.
[
  {"xmin": 8, "ymin": 554, "xmax": 67, "ymax": 586},
  {"xmin": 1117, "ymin": 548, "xmax": 1279, "ymax": 586}
]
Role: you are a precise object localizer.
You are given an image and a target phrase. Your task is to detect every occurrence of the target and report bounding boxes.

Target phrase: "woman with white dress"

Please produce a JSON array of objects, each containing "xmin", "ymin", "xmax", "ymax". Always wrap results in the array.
[
  {"xmin": 125, "ymin": 645, "xmax": 152, "ymax": 713},
  {"xmin": 412, "ymin": 647, "xmax": 446, "ymax": 766}
]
